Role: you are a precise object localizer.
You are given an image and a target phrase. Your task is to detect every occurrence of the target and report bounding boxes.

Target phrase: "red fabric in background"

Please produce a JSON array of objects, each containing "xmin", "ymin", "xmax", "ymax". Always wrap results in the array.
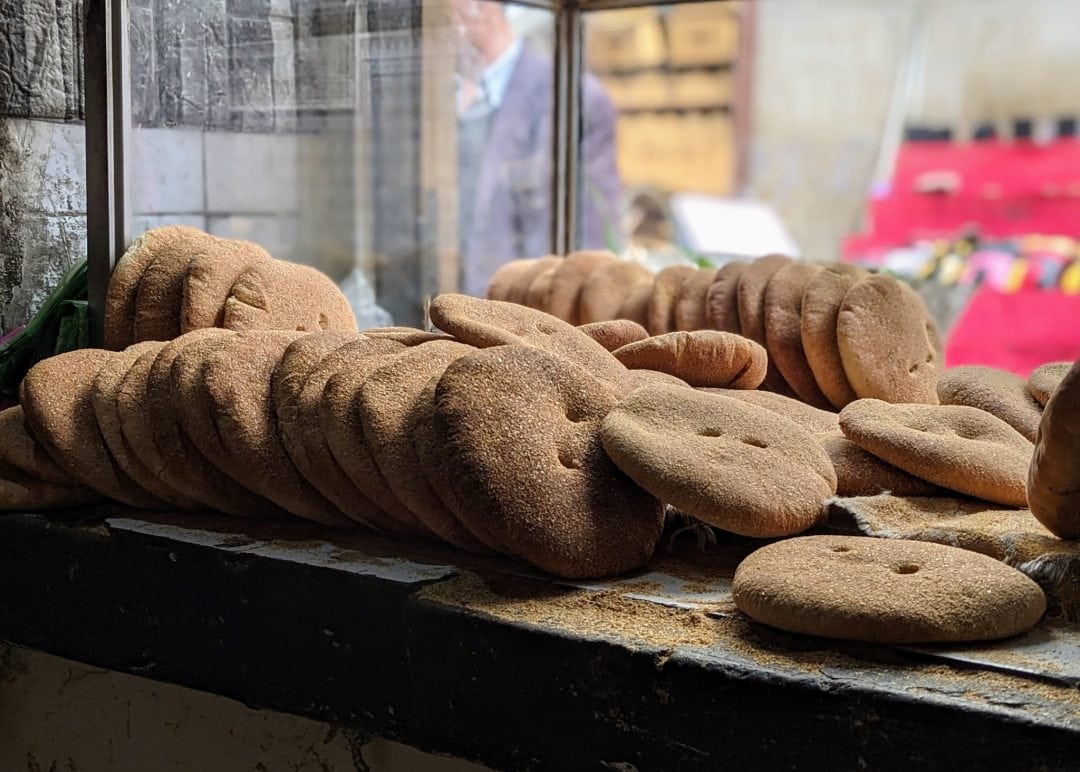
[
  {"xmin": 945, "ymin": 287, "xmax": 1080, "ymax": 376},
  {"xmin": 844, "ymin": 138, "xmax": 1080, "ymax": 256}
]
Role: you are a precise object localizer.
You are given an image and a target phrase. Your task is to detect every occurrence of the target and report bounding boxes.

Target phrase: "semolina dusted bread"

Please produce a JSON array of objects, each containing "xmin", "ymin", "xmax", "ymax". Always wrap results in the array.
[
  {"xmin": 601, "ymin": 385, "xmax": 836, "ymax": 538},
  {"xmin": 836, "ymin": 274, "xmax": 942, "ymax": 404},
  {"xmin": 612, "ymin": 331, "xmax": 766, "ymax": 389},
  {"xmin": 1028, "ymin": 358, "xmax": 1080, "ymax": 538},
  {"xmin": 839, "ymin": 399, "xmax": 1032, "ymax": 506},
  {"xmin": 222, "ymin": 260, "xmax": 358, "ymax": 334},
  {"xmin": 732, "ymin": 535, "xmax": 1046, "ymax": 643},
  {"xmin": 431, "ymin": 345, "xmax": 665, "ymax": 577}
]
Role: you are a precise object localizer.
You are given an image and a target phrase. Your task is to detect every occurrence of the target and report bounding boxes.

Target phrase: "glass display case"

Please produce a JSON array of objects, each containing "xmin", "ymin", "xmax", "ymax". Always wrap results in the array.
[{"xmin": 81, "ymin": 0, "xmax": 1080, "ymax": 370}]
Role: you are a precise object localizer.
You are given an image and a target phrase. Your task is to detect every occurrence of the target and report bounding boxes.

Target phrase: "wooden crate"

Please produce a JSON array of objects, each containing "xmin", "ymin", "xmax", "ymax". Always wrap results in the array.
[
  {"xmin": 605, "ymin": 72, "xmax": 672, "ymax": 111},
  {"xmin": 665, "ymin": 4, "xmax": 739, "ymax": 68},
  {"xmin": 669, "ymin": 71, "xmax": 734, "ymax": 109},
  {"xmin": 615, "ymin": 113, "xmax": 735, "ymax": 196},
  {"xmin": 585, "ymin": 9, "xmax": 667, "ymax": 72}
]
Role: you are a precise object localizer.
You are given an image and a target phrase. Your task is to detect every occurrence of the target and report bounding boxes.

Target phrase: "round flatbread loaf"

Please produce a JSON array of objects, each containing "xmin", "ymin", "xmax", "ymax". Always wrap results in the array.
[
  {"xmin": 196, "ymin": 331, "xmax": 353, "ymax": 527},
  {"xmin": 276, "ymin": 334, "xmax": 406, "ymax": 532},
  {"xmin": 800, "ymin": 263, "xmax": 869, "ymax": 409},
  {"xmin": 181, "ymin": 238, "xmax": 272, "ymax": 333},
  {"xmin": 487, "ymin": 258, "xmax": 540, "ymax": 302},
  {"xmin": 839, "ymin": 399, "xmax": 1032, "ymax": 506},
  {"xmin": 646, "ymin": 265, "xmax": 697, "ymax": 335},
  {"xmin": 579, "ymin": 260, "xmax": 653, "ymax": 324},
  {"xmin": 524, "ymin": 265, "xmax": 558, "ymax": 311},
  {"xmin": 271, "ymin": 331, "xmax": 384, "ymax": 528},
  {"xmin": 132, "ymin": 330, "xmax": 286, "ymax": 518},
  {"xmin": 1029, "ymin": 359, "xmax": 1080, "ymax": 538},
  {"xmin": 507, "ymin": 256, "xmax": 561, "ymax": 306},
  {"xmin": 736, "ymin": 254, "xmax": 796, "ymax": 395},
  {"xmin": 818, "ymin": 432, "xmax": 943, "ymax": 497},
  {"xmin": 105, "ymin": 225, "xmax": 209, "ymax": 350},
  {"xmin": 617, "ymin": 280, "xmax": 654, "ymax": 327},
  {"xmin": 433, "ymin": 346, "xmax": 665, "ymax": 577},
  {"xmin": 1027, "ymin": 362, "xmax": 1071, "ymax": 407},
  {"xmin": 546, "ymin": 251, "xmax": 617, "ymax": 325},
  {"xmin": 601, "ymin": 385, "xmax": 836, "ymax": 537},
  {"xmin": 359, "ymin": 341, "xmax": 489, "ymax": 551},
  {"xmin": 413, "ymin": 374, "xmax": 506, "ymax": 553},
  {"xmin": 361, "ymin": 328, "xmax": 452, "ymax": 346},
  {"xmin": 0, "ymin": 406, "xmax": 82, "ymax": 485},
  {"xmin": 577, "ymin": 320, "xmax": 648, "ymax": 352},
  {"xmin": 674, "ymin": 268, "xmax": 719, "ymax": 331},
  {"xmin": 21, "ymin": 349, "xmax": 165, "ymax": 508},
  {"xmin": 704, "ymin": 260, "xmax": 746, "ymax": 333},
  {"xmin": 0, "ymin": 459, "xmax": 102, "ymax": 510},
  {"xmin": 133, "ymin": 228, "xmax": 219, "ymax": 342},
  {"xmin": 732, "ymin": 535, "xmax": 1046, "ymax": 643},
  {"xmin": 837, "ymin": 274, "xmax": 942, "ymax": 403},
  {"xmin": 223, "ymin": 260, "xmax": 358, "ymax": 334},
  {"xmin": 322, "ymin": 349, "xmax": 438, "ymax": 537},
  {"xmin": 937, "ymin": 365, "xmax": 1043, "ymax": 442},
  {"xmin": 428, "ymin": 294, "xmax": 629, "ymax": 390},
  {"xmin": 93, "ymin": 341, "xmax": 203, "ymax": 509},
  {"xmin": 764, "ymin": 261, "xmax": 833, "ymax": 409},
  {"xmin": 699, "ymin": 388, "xmax": 839, "ymax": 435},
  {"xmin": 736, "ymin": 254, "xmax": 790, "ymax": 346},
  {"xmin": 612, "ymin": 331, "xmax": 766, "ymax": 389}
]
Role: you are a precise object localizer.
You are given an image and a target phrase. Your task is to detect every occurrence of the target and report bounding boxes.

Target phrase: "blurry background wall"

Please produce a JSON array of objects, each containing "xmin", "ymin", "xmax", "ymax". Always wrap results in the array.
[{"xmin": 747, "ymin": 0, "xmax": 1080, "ymax": 262}]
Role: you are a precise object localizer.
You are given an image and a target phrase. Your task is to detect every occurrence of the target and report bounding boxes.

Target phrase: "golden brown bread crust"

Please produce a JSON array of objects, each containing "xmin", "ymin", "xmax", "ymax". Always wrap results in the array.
[
  {"xmin": 577, "ymin": 320, "xmax": 649, "ymax": 352},
  {"xmin": 674, "ymin": 267, "xmax": 719, "ymax": 331},
  {"xmin": 222, "ymin": 260, "xmax": 358, "ymax": 334},
  {"xmin": 1027, "ymin": 362, "xmax": 1071, "ymax": 407},
  {"xmin": 704, "ymin": 260, "xmax": 746, "ymax": 333},
  {"xmin": 22, "ymin": 349, "xmax": 166, "ymax": 508},
  {"xmin": 94, "ymin": 341, "xmax": 203, "ymax": 509},
  {"xmin": 486, "ymin": 258, "xmax": 539, "ymax": 301},
  {"xmin": 181, "ymin": 239, "xmax": 272, "ymax": 333},
  {"xmin": 613, "ymin": 331, "xmax": 766, "ymax": 389},
  {"xmin": 428, "ymin": 294, "xmax": 630, "ymax": 391},
  {"xmin": 732, "ymin": 535, "xmax": 1046, "ymax": 643},
  {"xmin": 133, "ymin": 228, "xmax": 219, "ymax": 342},
  {"xmin": 937, "ymin": 365, "xmax": 1042, "ymax": 442},
  {"xmin": 763, "ymin": 261, "xmax": 833, "ymax": 409},
  {"xmin": 358, "ymin": 341, "xmax": 490, "ymax": 551},
  {"xmin": 545, "ymin": 251, "xmax": 617, "ymax": 324},
  {"xmin": 646, "ymin": 265, "xmax": 697, "ymax": 335},
  {"xmin": 105, "ymin": 225, "xmax": 208, "ymax": 350},
  {"xmin": 579, "ymin": 260, "xmax": 653, "ymax": 324},
  {"xmin": 1028, "ymin": 358, "xmax": 1080, "ymax": 538},
  {"xmin": 800, "ymin": 263, "xmax": 869, "ymax": 409},
  {"xmin": 736, "ymin": 254, "xmax": 796, "ymax": 396},
  {"xmin": 433, "ymin": 346, "xmax": 664, "ymax": 577},
  {"xmin": 601, "ymin": 385, "xmax": 836, "ymax": 537},
  {"xmin": 836, "ymin": 274, "xmax": 942, "ymax": 404},
  {"xmin": 839, "ymin": 398, "xmax": 1032, "ymax": 506},
  {"xmin": 0, "ymin": 406, "xmax": 82, "ymax": 486}
]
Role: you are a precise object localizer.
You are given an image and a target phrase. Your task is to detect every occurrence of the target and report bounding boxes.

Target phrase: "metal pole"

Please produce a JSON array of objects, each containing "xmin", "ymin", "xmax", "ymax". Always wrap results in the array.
[
  {"xmin": 552, "ymin": 1, "xmax": 582, "ymax": 255},
  {"xmin": 84, "ymin": 0, "xmax": 131, "ymax": 346}
]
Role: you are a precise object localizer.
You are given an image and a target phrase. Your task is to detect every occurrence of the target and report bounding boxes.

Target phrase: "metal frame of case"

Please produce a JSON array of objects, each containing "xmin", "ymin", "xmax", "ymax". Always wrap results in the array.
[{"xmin": 82, "ymin": 0, "xmax": 732, "ymax": 343}]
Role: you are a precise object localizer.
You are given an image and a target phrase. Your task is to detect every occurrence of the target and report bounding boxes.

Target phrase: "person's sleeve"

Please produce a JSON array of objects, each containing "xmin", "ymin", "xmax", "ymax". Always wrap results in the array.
[{"xmin": 579, "ymin": 74, "xmax": 622, "ymax": 252}]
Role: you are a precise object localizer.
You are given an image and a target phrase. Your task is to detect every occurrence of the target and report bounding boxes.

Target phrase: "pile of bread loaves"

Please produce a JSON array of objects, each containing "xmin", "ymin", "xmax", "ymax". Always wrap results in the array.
[
  {"xmin": 487, "ymin": 251, "xmax": 943, "ymax": 406},
  {"xmin": 2, "ymin": 227, "xmax": 1075, "ymax": 645}
]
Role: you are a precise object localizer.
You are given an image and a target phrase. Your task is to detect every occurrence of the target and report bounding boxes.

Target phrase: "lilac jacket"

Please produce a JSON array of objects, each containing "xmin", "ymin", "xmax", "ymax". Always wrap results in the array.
[{"xmin": 460, "ymin": 47, "xmax": 622, "ymax": 297}]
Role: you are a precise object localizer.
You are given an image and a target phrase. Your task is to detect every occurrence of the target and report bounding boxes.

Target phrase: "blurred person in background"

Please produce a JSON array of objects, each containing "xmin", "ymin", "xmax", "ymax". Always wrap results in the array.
[{"xmin": 453, "ymin": 0, "xmax": 621, "ymax": 296}]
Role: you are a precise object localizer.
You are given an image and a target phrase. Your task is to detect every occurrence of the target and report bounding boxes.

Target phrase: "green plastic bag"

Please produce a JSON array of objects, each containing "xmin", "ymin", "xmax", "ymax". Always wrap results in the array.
[{"xmin": 0, "ymin": 259, "xmax": 89, "ymax": 399}]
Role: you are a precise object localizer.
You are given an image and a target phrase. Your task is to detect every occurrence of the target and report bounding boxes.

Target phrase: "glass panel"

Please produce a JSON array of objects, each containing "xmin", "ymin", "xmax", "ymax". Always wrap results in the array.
[
  {"xmin": 126, "ymin": 0, "xmax": 554, "ymax": 326},
  {"xmin": 580, "ymin": 0, "xmax": 1080, "ymax": 374}
]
